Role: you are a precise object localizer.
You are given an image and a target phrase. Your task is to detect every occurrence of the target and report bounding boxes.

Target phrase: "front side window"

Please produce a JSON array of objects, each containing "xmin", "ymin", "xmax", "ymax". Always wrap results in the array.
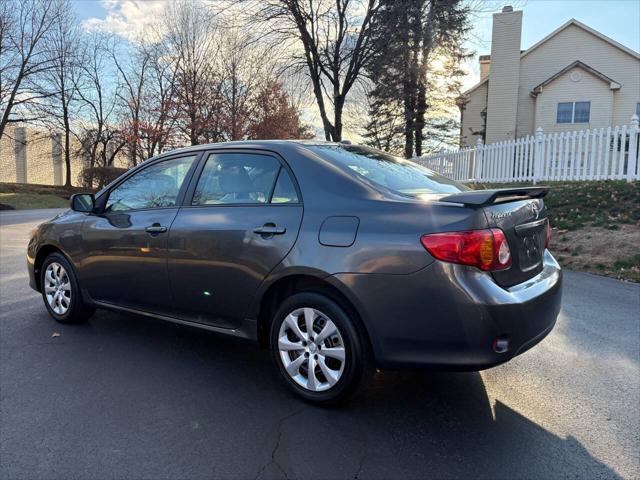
[
  {"xmin": 557, "ymin": 101, "xmax": 590, "ymax": 124},
  {"xmin": 192, "ymin": 153, "xmax": 282, "ymax": 205},
  {"xmin": 306, "ymin": 145, "xmax": 468, "ymax": 197},
  {"xmin": 105, "ymin": 155, "xmax": 196, "ymax": 212}
]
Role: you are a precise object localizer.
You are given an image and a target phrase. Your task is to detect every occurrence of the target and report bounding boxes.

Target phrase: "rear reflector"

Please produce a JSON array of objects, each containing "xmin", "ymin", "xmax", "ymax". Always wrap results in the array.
[
  {"xmin": 420, "ymin": 229, "xmax": 512, "ymax": 271},
  {"xmin": 545, "ymin": 220, "xmax": 551, "ymax": 249}
]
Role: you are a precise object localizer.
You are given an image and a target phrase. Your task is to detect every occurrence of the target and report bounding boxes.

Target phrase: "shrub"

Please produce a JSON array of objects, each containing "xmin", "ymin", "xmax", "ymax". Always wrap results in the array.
[{"xmin": 78, "ymin": 166, "xmax": 128, "ymax": 189}]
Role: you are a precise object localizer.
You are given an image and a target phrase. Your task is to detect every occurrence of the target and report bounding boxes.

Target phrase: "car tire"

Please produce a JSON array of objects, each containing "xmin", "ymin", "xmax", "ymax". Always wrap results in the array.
[
  {"xmin": 40, "ymin": 252, "xmax": 95, "ymax": 324},
  {"xmin": 270, "ymin": 292, "xmax": 369, "ymax": 405}
]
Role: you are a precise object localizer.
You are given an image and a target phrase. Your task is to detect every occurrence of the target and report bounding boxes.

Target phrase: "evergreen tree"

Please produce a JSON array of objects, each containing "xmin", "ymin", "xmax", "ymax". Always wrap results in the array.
[{"xmin": 365, "ymin": 0, "xmax": 471, "ymax": 157}]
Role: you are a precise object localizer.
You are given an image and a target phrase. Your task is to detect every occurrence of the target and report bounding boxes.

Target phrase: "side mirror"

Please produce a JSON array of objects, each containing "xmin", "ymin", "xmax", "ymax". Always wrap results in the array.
[{"xmin": 70, "ymin": 193, "xmax": 95, "ymax": 213}]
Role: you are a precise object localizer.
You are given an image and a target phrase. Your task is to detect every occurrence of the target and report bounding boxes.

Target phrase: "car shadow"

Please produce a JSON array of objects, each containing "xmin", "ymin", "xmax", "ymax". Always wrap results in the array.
[{"xmin": 15, "ymin": 309, "xmax": 621, "ymax": 480}]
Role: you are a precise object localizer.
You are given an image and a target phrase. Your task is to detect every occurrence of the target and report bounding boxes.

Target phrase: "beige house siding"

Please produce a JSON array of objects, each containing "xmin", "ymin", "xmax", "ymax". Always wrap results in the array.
[
  {"xmin": 516, "ymin": 23, "xmax": 640, "ymax": 136},
  {"xmin": 534, "ymin": 67, "xmax": 614, "ymax": 132},
  {"xmin": 484, "ymin": 9, "xmax": 523, "ymax": 144},
  {"xmin": 460, "ymin": 81, "xmax": 488, "ymax": 147},
  {"xmin": 460, "ymin": 17, "xmax": 640, "ymax": 146}
]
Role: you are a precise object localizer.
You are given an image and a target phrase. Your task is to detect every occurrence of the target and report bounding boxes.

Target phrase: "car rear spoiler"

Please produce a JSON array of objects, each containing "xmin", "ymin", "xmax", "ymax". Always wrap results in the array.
[{"xmin": 439, "ymin": 186, "xmax": 550, "ymax": 207}]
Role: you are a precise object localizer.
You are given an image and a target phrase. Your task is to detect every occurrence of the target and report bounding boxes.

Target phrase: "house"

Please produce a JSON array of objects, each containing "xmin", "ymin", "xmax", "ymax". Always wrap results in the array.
[{"xmin": 457, "ymin": 6, "xmax": 640, "ymax": 148}]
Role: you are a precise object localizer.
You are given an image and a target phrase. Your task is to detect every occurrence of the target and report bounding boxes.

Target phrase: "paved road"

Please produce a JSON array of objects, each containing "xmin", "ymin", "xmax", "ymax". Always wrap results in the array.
[{"xmin": 1, "ymin": 209, "xmax": 638, "ymax": 479}]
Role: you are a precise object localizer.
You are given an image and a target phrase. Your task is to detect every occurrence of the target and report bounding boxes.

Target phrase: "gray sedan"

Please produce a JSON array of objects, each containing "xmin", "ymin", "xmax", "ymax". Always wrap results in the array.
[{"xmin": 27, "ymin": 141, "xmax": 562, "ymax": 404}]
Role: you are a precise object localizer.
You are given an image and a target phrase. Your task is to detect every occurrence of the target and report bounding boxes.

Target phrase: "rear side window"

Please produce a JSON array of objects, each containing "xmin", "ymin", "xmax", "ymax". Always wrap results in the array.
[
  {"xmin": 192, "ymin": 153, "xmax": 282, "ymax": 205},
  {"xmin": 271, "ymin": 169, "xmax": 299, "ymax": 203},
  {"xmin": 306, "ymin": 145, "xmax": 467, "ymax": 197}
]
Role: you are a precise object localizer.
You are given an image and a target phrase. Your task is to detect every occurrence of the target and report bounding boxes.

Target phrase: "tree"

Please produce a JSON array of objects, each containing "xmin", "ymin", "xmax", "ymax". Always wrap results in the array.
[
  {"xmin": 249, "ymin": 0, "xmax": 381, "ymax": 142},
  {"xmin": 218, "ymin": 28, "xmax": 276, "ymax": 141},
  {"xmin": 0, "ymin": 0, "xmax": 63, "ymax": 139},
  {"xmin": 30, "ymin": 0, "xmax": 81, "ymax": 186},
  {"xmin": 248, "ymin": 82, "xmax": 313, "ymax": 139},
  {"xmin": 362, "ymin": 95, "xmax": 404, "ymax": 153},
  {"xmin": 162, "ymin": 0, "xmax": 224, "ymax": 145},
  {"xmin": 137, "ymin": 42, "xmax": 180, "ymax": 158},
  {"xmin": 112, "ymin": 39, "xmax": 152, "ymax": 166},
  {"xmin": 74, "ymin": 33, "xmax": 126, "ymax": 171},
  {"xmin": 365, "ymin": 0, "xmax": 471, "ymax": 157}
]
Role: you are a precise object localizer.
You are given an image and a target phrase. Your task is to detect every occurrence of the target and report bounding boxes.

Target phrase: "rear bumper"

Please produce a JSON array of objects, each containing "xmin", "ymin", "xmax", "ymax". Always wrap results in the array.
[{"xmin": 331, "ymin": 250, "xmax": 562, "ymax": 370}]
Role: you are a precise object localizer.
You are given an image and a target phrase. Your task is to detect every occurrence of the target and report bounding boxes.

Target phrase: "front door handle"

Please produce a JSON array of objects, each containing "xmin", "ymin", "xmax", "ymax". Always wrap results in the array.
[
  {"xmin": 145, "ymin": 224, "xmax": 167, "ymax": 234},
  {"xmin": 253, "ymin": 224, "xmax": 286, "ymax": 235}
]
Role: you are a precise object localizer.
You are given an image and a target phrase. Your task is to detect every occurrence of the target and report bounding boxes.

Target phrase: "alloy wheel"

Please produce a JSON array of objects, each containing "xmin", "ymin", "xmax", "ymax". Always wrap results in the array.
[
  {"xmin": 44, "ymin": 262, "xmax": 71, "ymax": 315},
  {"xmin": 278, "ymin": 307, "xmax": 346, "ymax": 392}
]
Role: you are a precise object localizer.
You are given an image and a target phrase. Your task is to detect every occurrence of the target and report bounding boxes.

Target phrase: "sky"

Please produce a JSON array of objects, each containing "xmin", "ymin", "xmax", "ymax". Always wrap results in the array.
[
  {"xmin": 461, "ymin": 0, "xmax": 640, "ymax": 88},
  {"xmin": 69, "ymin": 0, "xmax": 640, "ymax": 138},
  {"xmin": 71, "ymin": 0, "xmax": 640, "ymax": 79}
]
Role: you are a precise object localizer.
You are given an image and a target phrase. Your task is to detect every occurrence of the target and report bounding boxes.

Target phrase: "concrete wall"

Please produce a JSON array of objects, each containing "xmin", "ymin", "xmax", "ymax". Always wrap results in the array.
[
  {"xmin": 1, "ymin": 126, "xmax": 106, "ymax": 186},
  {"xmin": 484, "ymin": 8, "xmax": 523, "ymax": 144}
]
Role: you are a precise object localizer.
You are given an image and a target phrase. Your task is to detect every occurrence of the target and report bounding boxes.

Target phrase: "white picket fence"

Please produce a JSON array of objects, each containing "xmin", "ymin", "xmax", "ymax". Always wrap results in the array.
[{"xmin": 415, "ymin": 114, "xmax": 640, "ymax": 184}]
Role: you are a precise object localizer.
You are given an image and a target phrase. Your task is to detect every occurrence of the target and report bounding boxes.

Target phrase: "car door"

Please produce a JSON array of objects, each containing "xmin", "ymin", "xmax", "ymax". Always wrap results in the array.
[
  {"xmin": 167, "ymin": 150, "xmax": 303, "ymax": 328},
  {"xmin": 80, "ymin": 154, "xmax": 199, "ymax": 314}
]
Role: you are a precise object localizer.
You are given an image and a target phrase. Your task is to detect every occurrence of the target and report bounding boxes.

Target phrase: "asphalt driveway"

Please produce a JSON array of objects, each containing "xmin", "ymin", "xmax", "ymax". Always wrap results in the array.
[{"xmin": 1, "ymin": 209, "xmax": 638, "ymax": 479}]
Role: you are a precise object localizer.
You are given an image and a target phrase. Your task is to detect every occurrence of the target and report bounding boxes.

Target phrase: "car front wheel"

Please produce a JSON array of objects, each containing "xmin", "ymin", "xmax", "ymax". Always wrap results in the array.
[
  {"xmin": 270, "ymin": 292, "xmax": 368, "ymax": 404},
  {"xmin": 41, "ymin": 253, "xmax": 94, "ymax": 324}
]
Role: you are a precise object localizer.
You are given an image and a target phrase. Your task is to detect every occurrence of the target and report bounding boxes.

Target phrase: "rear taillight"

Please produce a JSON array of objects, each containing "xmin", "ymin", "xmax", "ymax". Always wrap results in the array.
[
  {"xmin": 545, "ymin": 220, "xmax": 551, "ymax": 249},
  {"xmin": 420, "ymin": 229, "xmax": 512, "ymax": 271}
]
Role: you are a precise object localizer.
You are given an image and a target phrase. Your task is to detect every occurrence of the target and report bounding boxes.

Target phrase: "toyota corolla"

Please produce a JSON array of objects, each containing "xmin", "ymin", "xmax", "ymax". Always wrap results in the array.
[{"xmin": 27, "ymin": 141, "xmax": 562, "ymax": 403}]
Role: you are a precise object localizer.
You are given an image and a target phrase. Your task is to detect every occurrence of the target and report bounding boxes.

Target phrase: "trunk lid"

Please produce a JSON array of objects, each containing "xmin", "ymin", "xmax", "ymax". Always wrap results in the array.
[{"xmin": 440, "ymin": 187, "xmax": 549, "ymax": 288}]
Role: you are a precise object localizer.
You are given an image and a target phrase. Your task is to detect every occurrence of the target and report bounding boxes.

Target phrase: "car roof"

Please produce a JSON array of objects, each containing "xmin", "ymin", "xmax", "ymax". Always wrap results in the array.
[{"xmin": 151, "ymin": 139, "xmax": 348, "ymax": 161}]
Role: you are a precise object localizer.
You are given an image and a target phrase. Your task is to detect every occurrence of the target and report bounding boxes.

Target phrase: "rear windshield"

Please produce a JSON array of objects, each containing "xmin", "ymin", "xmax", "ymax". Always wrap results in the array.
[{"xmin": 306, "ymin": 145, "xmax": 468, "ymax": 197}]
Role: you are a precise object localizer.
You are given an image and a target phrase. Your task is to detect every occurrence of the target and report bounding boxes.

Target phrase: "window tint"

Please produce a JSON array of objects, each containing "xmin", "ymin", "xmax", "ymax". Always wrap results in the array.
[
  {"xmin": 192, "ymin": 153, "xmax": 281, "ymax": 205},
  {"xmin": 271, "ymin": 169, "xmax": 299, "ymax": 203},
  {"xmin": 307, "ymin": 145, "xmax": 468, "ymax": 197},
  {"xmin": 105, "ymin": 156, "xmax": 196, "ymax": 212},
  {"xmin": 556, "ymin": 102, "xmax": 573, "ymax": 123},
  {"xmin": 574, "ymin": 101, "xmax": 590, "ymax": 123}
]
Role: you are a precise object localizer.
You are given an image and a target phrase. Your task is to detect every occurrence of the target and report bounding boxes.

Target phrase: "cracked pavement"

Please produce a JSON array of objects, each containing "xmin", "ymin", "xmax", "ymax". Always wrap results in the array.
[{"xmin": 1, "ymin": 209, "xmax": 639, "ymax": 479}]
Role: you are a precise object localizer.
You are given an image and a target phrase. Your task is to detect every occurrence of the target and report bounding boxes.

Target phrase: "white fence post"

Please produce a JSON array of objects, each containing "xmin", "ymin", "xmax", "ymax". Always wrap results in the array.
[
  {"xmin": 474, "ymin": 137, "xmax": 483, "ymax": 183},
  {"xmin": 627, "ymin": 114, "xmax": 639, "ymax": 182},
  {"xmin": 533, "ymin": 127, "xmax": 544, "ymax": 185}
]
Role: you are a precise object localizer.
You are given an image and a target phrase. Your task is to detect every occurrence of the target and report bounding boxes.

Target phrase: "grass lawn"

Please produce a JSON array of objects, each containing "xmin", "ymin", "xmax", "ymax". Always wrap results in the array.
[
  {"xmin": 0, "ymin": 193, "xmax": 69, "ymax": 210},
  {"xmin": 475, "ymin": 181, "xmax": 640, "ymax": 282}
]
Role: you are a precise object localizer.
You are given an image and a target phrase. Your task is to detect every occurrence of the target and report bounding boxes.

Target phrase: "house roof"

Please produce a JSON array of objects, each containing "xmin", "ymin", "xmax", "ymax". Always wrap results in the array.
[
  {"xmin": 530, "ymin": 60, "xmax": 621, "ymax": 97},
  {"xmin": 459, "ymin": 18, "xmax": 640, "ymax": 103},
  {"xmin": 522, "ymin": 19, "xmax": 640, "ymax": 61},
  {"xmin": 461, "ymin": 77, "xmax": 488, "ymax": 97}
]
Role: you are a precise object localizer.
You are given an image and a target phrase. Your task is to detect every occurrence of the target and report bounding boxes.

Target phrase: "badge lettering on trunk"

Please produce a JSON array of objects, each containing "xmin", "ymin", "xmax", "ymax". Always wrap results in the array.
[{"xmin": 491, "ymin": 211, "xmax": 512, "ymax": 220}]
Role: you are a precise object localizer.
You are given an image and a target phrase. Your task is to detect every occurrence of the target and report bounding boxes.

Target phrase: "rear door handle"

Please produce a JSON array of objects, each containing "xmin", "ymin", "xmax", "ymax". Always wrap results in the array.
[
  {"xmin": 253, "ymin": 225, "xmax": 286, "ymax": 235},
  {"xmin": 145, "ymin": 224, "xmax": 167, "ymax": 234}
]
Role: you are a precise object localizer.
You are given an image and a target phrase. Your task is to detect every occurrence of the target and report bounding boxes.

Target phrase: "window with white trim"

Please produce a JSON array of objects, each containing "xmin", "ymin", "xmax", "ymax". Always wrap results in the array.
[{"xmin": 556, "ymin": 101, "xmax": 590, "ymax": 124}]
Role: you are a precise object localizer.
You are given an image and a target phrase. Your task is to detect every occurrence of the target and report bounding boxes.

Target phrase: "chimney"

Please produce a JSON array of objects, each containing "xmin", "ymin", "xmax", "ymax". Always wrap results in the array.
[
  {"xmin": 484, "ymin": 6, "xmax": 522, "ymax": 143},
  {"xmin": 479, "ymin": 55, "xmax": 491, "ymax": 80}
]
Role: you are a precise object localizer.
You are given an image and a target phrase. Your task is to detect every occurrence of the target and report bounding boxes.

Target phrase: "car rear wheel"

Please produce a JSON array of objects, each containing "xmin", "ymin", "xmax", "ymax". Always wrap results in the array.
[
  {"xmin": 270, "ymin": 292, "xmax": 368, "ymax": 404},
  {"xmin": 41, "ymin": 253, "xmax": 94, "ymax": 324}
]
